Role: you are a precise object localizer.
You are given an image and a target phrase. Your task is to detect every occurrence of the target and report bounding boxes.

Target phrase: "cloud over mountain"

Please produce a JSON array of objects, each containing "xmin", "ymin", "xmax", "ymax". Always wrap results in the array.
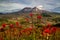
[{"xmin": 0, "ymin": 0, "xmax": 60, "ymax": 13}]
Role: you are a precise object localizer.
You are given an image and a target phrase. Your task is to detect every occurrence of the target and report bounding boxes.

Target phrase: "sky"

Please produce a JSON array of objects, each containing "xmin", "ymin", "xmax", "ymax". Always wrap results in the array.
[{"xmin": 0, "ymin": 0, "xmax": 60, "ymax": 13}]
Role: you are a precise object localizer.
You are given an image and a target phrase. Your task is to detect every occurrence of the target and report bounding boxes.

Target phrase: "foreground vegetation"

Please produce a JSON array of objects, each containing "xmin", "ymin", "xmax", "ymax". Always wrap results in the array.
[{"xmin": 0, "ymin": 13, "xmax": 60, "ymax": 40}]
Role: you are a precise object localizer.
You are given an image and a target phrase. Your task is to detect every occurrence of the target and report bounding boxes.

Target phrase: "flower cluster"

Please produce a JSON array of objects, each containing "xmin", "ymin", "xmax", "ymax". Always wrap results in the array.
[{"xmin": 0, "ymin": 12, "xmax": 58, "ymax": 40}]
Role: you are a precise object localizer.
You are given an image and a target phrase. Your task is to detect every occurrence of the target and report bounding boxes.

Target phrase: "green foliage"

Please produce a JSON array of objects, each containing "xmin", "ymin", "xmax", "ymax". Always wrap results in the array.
[
  {"xmin": 52, "ymin": 17, "xmax": 60, "ymax": 23},
  {"xmin": 0, "ymin": 18, "xmax": 4, "ymax": 21},
  {"xmin": 20, "ymin": 21, "xmax": 26, "ymax": 24},
  {"xmin": 4, "ymin": 18, "xmax": 8, "ymax": 22},
  {"xmin": 8, "ymin": 21, "xmax": 15, "ymax": 25},
  {"xmin": 34, "ymin": 21, "xmax": 43, "ymax": 28},
  {"xmin": 0, "ymin": 22, "xmax": 2, "ymax": 26},
  {"xmin": 42, "ymin": 13, "xmax": 51, "ymax": 17},
  {"xmin": 0, "ymin": 18, "xmax": 8, "ymax": 22}
]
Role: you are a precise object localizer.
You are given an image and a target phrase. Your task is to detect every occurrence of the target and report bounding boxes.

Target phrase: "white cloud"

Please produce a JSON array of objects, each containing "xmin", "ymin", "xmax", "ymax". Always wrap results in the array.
[
  {"xmin": 0, "ymin": 0, "xmax": 60, "ymax": 13},
  {"xmin": 0, "ymin": 3, "xmax": 29, "ymax": 12}
]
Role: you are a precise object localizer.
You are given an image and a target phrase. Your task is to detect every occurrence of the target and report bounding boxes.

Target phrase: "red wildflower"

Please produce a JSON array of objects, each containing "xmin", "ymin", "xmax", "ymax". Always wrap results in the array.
[
  {"xmin": 25, "ymin": 28, "xmax": 32, "ymax": 35},
  {"xmin": 2, "ymin": 23, "xmax": 6, "ymax": 28},
  {"xmin": 37, "ymin": 15, "xmax": 42, "ymax": 19},
  {"xmin": 9, "ymin": 24, "xmax": 14, "ymax": 28},
  {"xmin": 20, "ymin": 29, "xmax": 26, "ymax": 35},
  {"xmin": 21, "ymin": 27, "xmax": 32, "ymax": 33},
  {"xmin": 29, "ymin": 13, "xmax": 33, "ymax": 17},
  {"xmin": 20, "ymin": 27, "xmax": 33, "ymax": 36},
  {"xmin": 51, "ymin": 27, "xmax": 57, "ymax": 33},
  {"xmin": 16, "ymin": 22, "xmax": 19, "ymax": 26},
  {"xmin": 26, "ymin": 27, "xmax": 33, "ymax": 31},
  {"xmin": 44, "ymin": 29, "xmax": 51, "ymax": 34}
]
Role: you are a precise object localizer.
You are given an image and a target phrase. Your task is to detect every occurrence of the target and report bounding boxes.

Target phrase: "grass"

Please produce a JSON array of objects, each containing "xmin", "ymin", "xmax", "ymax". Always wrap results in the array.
[{"xmin": 0, "ymin": 13, "xmax": 60, "ymax": 40}]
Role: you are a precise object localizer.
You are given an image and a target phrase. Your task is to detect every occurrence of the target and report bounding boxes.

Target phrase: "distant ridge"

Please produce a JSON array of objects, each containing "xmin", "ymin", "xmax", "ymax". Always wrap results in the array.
[
  {"xmin": 0, "ymin": 7, "xmax": 60, "ymax": 14},
  {"xmin": 20, "ymin": 7, "xmax": 32, "ymax": 13}
]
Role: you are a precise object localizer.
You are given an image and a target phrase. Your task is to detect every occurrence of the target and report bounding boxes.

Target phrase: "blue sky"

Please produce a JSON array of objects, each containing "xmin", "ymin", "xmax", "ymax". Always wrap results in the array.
[{"xmin": 0, "ymin": 0, "xmax": 60, "ymax": 13}]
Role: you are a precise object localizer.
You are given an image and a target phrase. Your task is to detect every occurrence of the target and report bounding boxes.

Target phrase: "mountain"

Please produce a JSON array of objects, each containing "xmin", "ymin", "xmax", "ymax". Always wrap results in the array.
[
  {"xmin": 20, "ymin": 7, "xmax": 42, "ymax": 14},
  {"xmin": 0, "ymin": 12, "xmax": 5, "ymax": 14},
  {"xmin": 20, "ymin": 7, "xmax": 32, "ymax": 13},
  {"xmin": 32, "ymin": 7, "xmax": 40, "ymax": 12},
  {"xmin": 0, "ymin": 7, "xmax": 60, "ymax": 15}
]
